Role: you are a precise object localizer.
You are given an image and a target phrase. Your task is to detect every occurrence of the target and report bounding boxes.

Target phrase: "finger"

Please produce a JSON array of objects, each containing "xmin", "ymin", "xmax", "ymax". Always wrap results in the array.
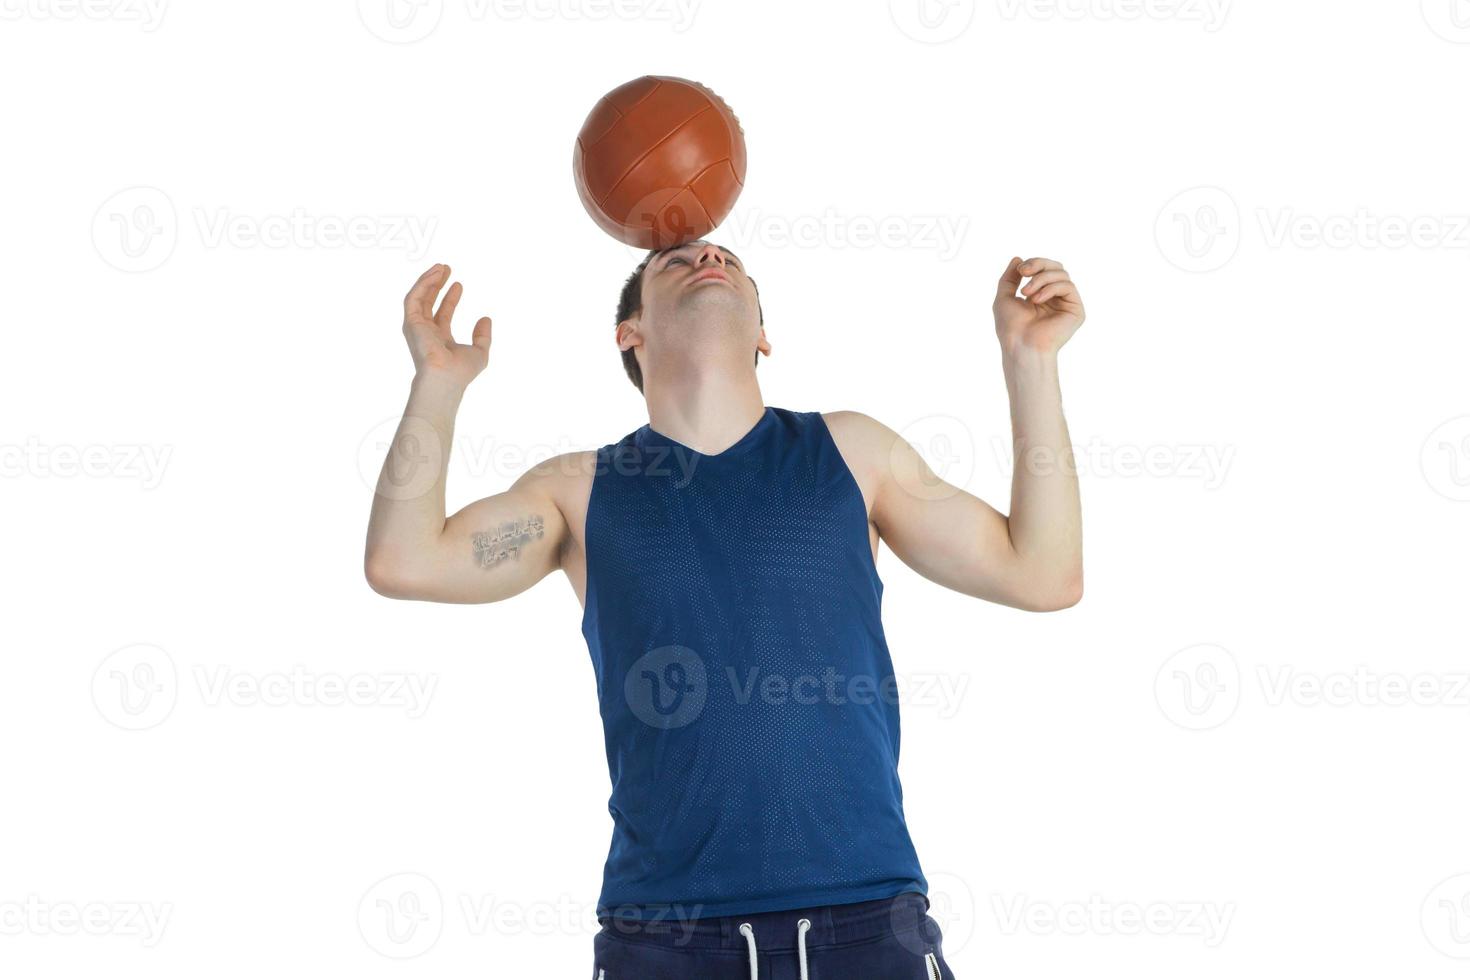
[
  {"xmin": 1019, "ymin": 257, "xmax": 1064, "ymax": 277},
  {"xmin": 1020, "ymin": 270, "xmax": 1070, "ymax": 297},
  {"xmin": 1029, "ymin": 281, "xmax": 1079, "ymax": 306},
  {"xmin": 471, "ymin": 316, "xmax": 493, "ymax": 354},
  {"xmin": 995, "ymin": 256, "xmax": 1024, "ymax": 301},
  {"xmin": 404, "ymin": 263, "xmax": 448, "ymax": 320},
  {"xmin": 435, "ymin": 281, "xmax": 463, "ymax": 329}
]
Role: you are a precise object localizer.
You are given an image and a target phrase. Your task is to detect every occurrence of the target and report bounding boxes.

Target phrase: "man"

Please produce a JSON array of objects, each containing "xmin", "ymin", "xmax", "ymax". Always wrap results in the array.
[{"xmin": 364, "ymin": 242, "xmax": 1084, "ymax": 979}]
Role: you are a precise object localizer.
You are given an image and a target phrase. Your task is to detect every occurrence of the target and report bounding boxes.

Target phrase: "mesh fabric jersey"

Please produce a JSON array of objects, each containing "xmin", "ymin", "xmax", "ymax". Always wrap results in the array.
[{"xmin": 582, "ymin": 406, "xmax": 928, "ymax": 920}]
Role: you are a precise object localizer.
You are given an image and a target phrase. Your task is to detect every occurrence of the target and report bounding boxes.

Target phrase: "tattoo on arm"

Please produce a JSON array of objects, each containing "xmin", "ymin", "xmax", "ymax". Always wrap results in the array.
[{"xmin": 472, "ymin": 515, "xmax": 546, "ymax": 569}]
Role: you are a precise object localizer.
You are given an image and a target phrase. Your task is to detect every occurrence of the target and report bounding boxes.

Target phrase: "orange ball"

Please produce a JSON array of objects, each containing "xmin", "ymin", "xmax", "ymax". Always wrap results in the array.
[{"xmin": 572, "ymin": 75, "xmax": 747, "ymax": 251}]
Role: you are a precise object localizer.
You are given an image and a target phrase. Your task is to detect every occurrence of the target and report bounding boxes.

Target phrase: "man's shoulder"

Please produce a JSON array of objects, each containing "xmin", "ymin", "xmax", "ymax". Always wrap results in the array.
[
  {"xmin": 817, "ymin": 409, "xmax": 897, "ymax": 449},
  {"xmin": 810, "ymin": 410, "xmax": 904, "ymax": 490},
  {"xmin": 515, "ymin": 449, "xmax": 599, "ymax": 497}
]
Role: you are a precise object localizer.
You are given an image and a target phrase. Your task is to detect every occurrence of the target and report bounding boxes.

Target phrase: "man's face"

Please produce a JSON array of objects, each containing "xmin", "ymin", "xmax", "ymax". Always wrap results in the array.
[{"xmin": 621, "ymin": 240, "xmax": 767, "ymax": 366}]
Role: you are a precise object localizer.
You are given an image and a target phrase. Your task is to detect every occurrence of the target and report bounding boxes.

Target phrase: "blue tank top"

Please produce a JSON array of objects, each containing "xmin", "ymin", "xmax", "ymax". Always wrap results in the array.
[{"xmin": 582, "ymin": 406, "xmax": 928, "ymax": 920}]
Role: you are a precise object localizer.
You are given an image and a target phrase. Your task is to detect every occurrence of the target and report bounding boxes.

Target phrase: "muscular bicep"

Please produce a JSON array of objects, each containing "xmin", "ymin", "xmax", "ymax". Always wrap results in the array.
[
  {"xmin": 436, "ymin": 474, "xmax": 568, "ymax": 603},
  {"xmin": 873, "ymin": 439, "xmax": 1035, "ymax": 605},
  {"xmin": 828, "ymin": 411, "xmax": 1038, "ymax": 610},
  {"xmin": 368, "ymin": 466, "xmax": 570, "ymax": 605}
]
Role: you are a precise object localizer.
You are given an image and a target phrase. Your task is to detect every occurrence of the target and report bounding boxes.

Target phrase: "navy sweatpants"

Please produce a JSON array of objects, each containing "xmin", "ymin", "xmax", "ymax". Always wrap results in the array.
[{"xmin": 593, "ymin": 892, "xmax": 956, "ymax": 979}]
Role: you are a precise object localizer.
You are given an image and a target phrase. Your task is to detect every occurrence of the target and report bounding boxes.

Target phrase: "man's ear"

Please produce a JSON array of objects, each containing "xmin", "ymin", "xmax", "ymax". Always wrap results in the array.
[
  {"xmin": 616, "ymin": 316, "xmax": 641, "ymax": 353},
  {"xmin": 756, "ymin": 324, "xmax": 772, "ymax": 357}
]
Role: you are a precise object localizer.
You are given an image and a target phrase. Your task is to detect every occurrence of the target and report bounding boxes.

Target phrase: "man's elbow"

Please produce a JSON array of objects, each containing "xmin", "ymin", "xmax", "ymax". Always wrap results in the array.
[
  {"xmin": 1017, "ymin": 570, "xmax": 1083, "ymax": 612},
  {"xmin": 364, "ymin": 552, "xmax": 422, "ymax": 600}
]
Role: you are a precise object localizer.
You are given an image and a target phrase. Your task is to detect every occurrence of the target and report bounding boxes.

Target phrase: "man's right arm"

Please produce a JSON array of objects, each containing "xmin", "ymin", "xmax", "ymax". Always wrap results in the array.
[{"xmin": 363, "ymin": 263, "xmax": 571, "ymax": 604}]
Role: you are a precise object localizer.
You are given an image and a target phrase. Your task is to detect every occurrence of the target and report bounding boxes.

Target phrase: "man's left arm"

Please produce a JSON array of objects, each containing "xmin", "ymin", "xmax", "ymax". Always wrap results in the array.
[{"xmin": 825, "ymin": 256, "xmax": 1085, "ymax": 612}]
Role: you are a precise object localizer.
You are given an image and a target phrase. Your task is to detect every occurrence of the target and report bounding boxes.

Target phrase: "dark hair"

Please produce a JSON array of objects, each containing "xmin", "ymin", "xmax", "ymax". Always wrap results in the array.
[{"xmin": 616, "ymin": 246, "xmax": 763, "ymax": 393}]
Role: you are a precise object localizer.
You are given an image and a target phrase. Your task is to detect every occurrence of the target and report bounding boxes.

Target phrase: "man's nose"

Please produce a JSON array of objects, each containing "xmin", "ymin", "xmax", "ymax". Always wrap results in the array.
[{"xmin": 692, "ymin": 246, "xmax": 726, "ymax": 267}]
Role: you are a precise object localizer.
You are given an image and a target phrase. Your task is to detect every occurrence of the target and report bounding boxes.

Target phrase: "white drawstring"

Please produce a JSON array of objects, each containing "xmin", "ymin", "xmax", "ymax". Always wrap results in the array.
[
  {"xmin": 738, "ymin": 922, "xmax": 758, "ymax": 980},
  {"xmin": 738, "ymin": 918, "xmax": 813, "ymax": 980}
]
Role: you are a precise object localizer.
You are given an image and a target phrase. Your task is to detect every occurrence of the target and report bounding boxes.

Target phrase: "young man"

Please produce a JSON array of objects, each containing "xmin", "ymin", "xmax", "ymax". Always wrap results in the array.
[{"xmin": 364, "ymin": 242, "xmax": 1084, "ymax": 979}]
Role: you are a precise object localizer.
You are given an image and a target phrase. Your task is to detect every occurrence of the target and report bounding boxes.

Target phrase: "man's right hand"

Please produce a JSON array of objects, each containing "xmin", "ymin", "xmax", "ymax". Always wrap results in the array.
[
  {"xmin": 403, "ymin": 263, "xmax": 492, "ymax": 388},
  {"xmin": 367, "ymin": 262, "xmax": 588, "ymax": 605}
]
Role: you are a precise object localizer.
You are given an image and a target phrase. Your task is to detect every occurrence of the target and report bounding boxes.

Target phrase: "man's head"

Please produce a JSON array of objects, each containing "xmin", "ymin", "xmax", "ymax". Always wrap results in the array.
[{"xmin": 615, "ymin": 240, "xmax": 768, "ymax": 393}]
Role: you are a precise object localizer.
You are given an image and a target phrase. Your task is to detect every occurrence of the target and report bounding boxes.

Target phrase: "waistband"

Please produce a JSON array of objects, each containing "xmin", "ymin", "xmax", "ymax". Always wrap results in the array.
[{"xmin": 597, "ymin": 891, "xmax": 930, "ymax": 951}]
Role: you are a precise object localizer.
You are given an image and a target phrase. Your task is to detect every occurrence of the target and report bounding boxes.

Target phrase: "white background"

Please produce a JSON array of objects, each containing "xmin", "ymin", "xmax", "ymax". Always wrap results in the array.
[{"xmin": 3, "ymin": 0, "xmax": 1469, "ymax": 977}]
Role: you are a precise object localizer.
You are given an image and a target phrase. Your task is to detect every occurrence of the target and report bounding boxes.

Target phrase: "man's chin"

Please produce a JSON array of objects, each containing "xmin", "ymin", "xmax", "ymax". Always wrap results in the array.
[{"xmin": 678, "ymin": 289, "xmax": 745, "ymax": 317}]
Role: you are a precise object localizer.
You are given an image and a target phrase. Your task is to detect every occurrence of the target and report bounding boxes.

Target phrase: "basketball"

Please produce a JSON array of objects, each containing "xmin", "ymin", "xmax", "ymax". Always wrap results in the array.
[{"xmin": 572, "ymin": 75, "xmax": 747, "ymax": 251}]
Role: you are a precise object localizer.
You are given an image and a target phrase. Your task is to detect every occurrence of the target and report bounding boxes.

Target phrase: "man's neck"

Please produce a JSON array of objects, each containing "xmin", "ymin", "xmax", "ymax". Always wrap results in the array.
[{"xmin": 643, "ymin": 366, "xmax": 766, "ymax": 456}]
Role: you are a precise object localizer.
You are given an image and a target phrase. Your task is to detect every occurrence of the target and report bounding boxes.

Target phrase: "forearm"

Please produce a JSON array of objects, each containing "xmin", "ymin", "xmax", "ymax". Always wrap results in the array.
[
  {"xmin": 1002, "ymin": 349, "xmax": 1082, "ymax": 601},
  {"xmin": 364, "ymin": 372, "xmax": 465, "ymax": 579}
]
